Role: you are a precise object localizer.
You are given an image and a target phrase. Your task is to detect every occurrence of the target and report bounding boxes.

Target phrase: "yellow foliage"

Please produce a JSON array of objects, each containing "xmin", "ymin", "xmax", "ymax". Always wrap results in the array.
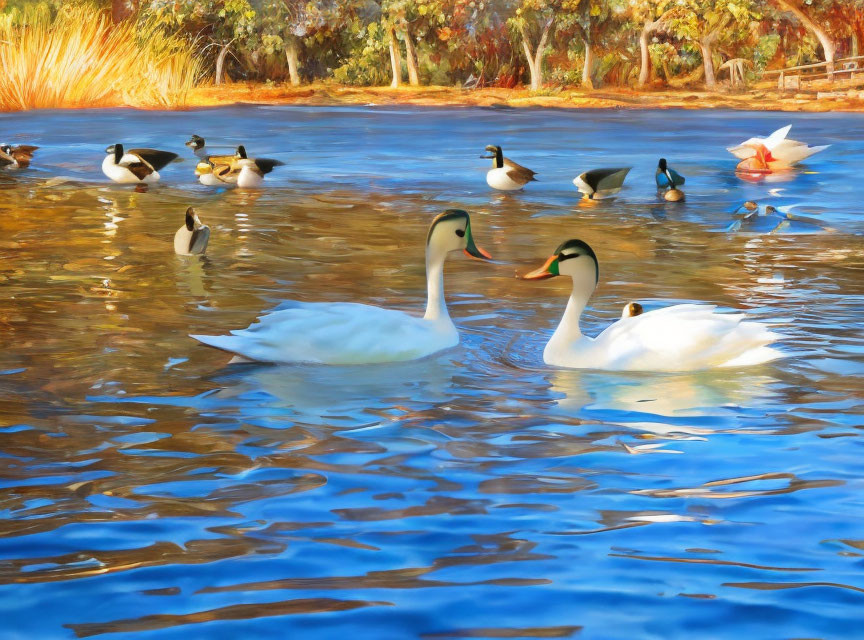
[{"xmin": 0, "ymin": 3, "xmax": 203, "ymax": 111}]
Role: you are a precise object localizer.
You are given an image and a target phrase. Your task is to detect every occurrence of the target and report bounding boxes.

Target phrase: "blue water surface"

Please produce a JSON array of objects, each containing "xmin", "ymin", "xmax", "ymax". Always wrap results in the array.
[{"xmin": 0, "ymin": 106, "xmax": 862, "ymax": 640}]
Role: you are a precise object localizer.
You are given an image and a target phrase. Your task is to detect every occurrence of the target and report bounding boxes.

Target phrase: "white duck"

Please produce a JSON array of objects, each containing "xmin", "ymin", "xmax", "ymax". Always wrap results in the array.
[
  {"xmin": 727, "ymin": 125, "xmax": 828, "ymax": 168},
  {"xmin": 191, "ymin": 209, "xmax": 492, "ymax": 364},
  {"xmin": 522, "ymin": 239, "xmax": 781, "ymax": 371},
  {"xmin": 102, "ymin": 144, "xmax": 178, "ymax": 184},
  {"xmin": 174, "ymin": 207, "xmax": 210, "ymax": 255}
]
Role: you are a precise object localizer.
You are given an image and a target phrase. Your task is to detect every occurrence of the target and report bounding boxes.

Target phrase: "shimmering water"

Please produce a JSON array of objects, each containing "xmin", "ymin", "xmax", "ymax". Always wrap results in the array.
[{"xmin": 0, "ymin": 106, "xmax": 862, "ymax": 639}]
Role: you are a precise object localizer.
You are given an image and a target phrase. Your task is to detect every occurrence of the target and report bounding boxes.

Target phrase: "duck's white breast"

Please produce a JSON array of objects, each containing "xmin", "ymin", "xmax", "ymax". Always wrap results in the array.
[{"xmin": 486, "ymin": 168, "xmax": 523, "ymax": 191}]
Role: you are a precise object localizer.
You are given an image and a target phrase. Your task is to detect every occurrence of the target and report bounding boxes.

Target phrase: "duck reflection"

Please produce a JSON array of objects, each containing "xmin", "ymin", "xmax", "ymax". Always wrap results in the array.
[
  {"xmin": 208, "ymin": 355, "xmax": 458, "ymax": 424},
  {"xmin": 548, "ymin": 368, "xmax": 779, "ymax": 425}
]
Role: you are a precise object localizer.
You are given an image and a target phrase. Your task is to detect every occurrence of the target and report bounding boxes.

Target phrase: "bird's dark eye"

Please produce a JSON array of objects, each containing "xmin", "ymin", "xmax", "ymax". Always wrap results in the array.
[{"xmin": 455, "ymin": 229, "xmax": 465, "ymax": 237}]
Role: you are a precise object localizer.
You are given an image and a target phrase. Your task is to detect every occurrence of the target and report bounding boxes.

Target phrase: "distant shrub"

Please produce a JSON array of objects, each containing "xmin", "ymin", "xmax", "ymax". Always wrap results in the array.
[{"xmin": 0, "ymin": 2, "xmax": 203, "ymax": 110}]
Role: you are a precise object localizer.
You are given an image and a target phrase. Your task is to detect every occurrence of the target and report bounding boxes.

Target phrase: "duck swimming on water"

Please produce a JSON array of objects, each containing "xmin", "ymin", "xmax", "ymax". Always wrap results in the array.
[
  {"xmin": 102, "ymin": 144, "xmax": 178, "ymax": 184},
  {"xmin": 521, "ymin": 239, "xmax": 781, "ymax": 371},
  {"xmin": 174, "ymin": 207, "xmax": 210, "ymax": 255},
  {"xmin": 233, "ymin": 145, "xmax": 284, "ymax": 188},
  {"xmin": 655, "ymin": 158, "xmax": 685, "ymax": 202},
  {"xmin": 0, "ymin": 144, "xmax": 38, "ymax": 169},
  {"xmin": 191, "ymin": 209, "xmax": 492, "ymax": 364},
  {"xmin": 728, "ymin": 125, "xmax": 828, "ymax": 168},
  {"xmin": 573, "ymin": 168, "xmax": 630, "ymax": 200},
  {"xmin": 482, "ymin": 145, "xmax": 537, "ymax": 191}
]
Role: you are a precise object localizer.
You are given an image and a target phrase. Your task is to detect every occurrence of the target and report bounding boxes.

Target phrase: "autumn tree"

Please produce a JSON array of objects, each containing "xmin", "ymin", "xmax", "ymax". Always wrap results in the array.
[
  {"xmin": 509, "ymin": 0, "xmax": 570, "ymax": 90},
  {"xmin": 770, "ymin": 0, "xmax": 836, "ymax": 77},
  {"xmin": 667, "ymin": 0, "xmax": 759, "ymax": 90},
  {"xmin": 628, "ymin": 0, "xmax": 682, "ymax": 87}
]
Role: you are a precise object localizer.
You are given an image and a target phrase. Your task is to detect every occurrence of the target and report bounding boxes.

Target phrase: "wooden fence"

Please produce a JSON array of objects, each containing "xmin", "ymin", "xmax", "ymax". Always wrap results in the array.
[{"xmin": 762, "ymin": 55, "xmax": 864, "ymax": 93}]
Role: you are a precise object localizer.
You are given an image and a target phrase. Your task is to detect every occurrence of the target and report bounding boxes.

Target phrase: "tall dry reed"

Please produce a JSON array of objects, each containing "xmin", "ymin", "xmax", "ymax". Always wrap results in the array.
[{"xmin": 0, "ymin": 3, "xmax": 202, "ymax": 110}]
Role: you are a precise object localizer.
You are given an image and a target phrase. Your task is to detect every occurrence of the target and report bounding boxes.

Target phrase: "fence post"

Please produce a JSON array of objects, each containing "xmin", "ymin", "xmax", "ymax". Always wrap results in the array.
[{"xmin": 778, "ymin": 71, "xmax": 785, "ymax": 95}]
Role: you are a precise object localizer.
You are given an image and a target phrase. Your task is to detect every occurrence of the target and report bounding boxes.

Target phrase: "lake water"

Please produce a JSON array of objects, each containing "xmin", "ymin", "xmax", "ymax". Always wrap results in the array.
[{"xmin": 0, "ymin": 106, "xmax": 862, "ymax": 639}]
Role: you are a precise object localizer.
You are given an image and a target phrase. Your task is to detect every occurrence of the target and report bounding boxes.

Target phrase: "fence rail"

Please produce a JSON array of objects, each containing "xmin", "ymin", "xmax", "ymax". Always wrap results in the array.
[{"xmin": 762, "ymin": 55, "xmax": 864, "ymax": 93}]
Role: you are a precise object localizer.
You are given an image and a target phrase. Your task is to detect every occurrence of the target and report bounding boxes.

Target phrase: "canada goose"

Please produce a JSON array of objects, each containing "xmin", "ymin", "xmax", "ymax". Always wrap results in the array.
[
  {"xmin": 102, "ymin": 144, "xmax": 178, "ymax": 183},
  {"xmin": 233, "ymin": 145, "xmax": 284, "ymax": 188},
  {"xmin": 0, "ymin": 144, "xmax": 39, "ymax": 169},
  {"xmin": 482, "ymin": 145, "xmax": 537, "ymax": 191},
  {"xmin": 174, "ymin": 207, "xmax": 210, "ymax": 255},
  {"xmin": 573, "ymin": 167, "xmax": 631, "ymax": 199}
]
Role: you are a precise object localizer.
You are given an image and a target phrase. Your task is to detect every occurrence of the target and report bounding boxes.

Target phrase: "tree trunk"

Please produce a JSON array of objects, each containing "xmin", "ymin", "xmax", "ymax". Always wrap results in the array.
[
  {"xmin": 574, "ymin": 23, "xmax": 594, "ymax": 89},
  {"xmin": 775, "ymin": 0, "xmax": 835, "ymax": 79},
  {"xmin": 699, "ymin": 19, "xmax": 726, "ymax": 90},
  {"xmin": 518, "ymin": 24, "xmax": 539, "ymax": 90},
  {"xmin": 582, "ymin": 40, "xmax": 594, "ymax": 89},
  {"xmin": 638, "ymin": 9, "xmax": 677, "ymax": 87},
  {"xmin": 111, "ymin": 0, "xmax": 139, "ymax": 23},
  {"xmin": 215, "ymin": 42, "xmax": 232, "ymax": 86},
  {"xmin": 404, "ymin": 26, "xmax": 420, "ymax": 86},
  {"xmin": 700, "ymin": 42, "xmax": 716, "ymax": 89},
  {"xmin": 638, "ymin": 22, "xmax": 653, "ymax": 87},
  {"xmin": 285, "ymin": 38, "xmax": 301, "ymax": 86},
  {"xmin": 518, "ymin": 17, "xmax": 553, "ymax": 91},
  {"xmin": 387, "ymin": 26, "xmax": 402, "ymax": 88}
]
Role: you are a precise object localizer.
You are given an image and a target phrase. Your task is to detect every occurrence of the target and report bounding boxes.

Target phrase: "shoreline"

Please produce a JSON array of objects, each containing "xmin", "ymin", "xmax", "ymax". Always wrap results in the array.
[{"xmin": 182, "ymin": 83, "xmax": 864, "ymax": 113}]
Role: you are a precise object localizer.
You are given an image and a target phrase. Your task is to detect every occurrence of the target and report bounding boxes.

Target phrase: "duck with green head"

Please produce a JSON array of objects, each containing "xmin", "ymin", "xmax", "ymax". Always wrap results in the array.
[{"xmin": 522, "ymin": 238, "xmax": 782, "ymax": 371}]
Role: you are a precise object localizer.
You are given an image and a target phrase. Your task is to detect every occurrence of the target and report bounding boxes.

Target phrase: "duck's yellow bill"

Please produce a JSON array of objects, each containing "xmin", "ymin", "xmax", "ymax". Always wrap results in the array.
[{"xmin": 521, "ymin": 255, "xmax": 557, "ymax": 280}]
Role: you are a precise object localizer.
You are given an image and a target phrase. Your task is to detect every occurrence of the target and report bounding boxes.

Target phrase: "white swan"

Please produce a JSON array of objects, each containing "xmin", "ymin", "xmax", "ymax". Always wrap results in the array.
[
  {"xmin": 191, "ymin": 209, "xmax": 492, "ymax": 364},
  {"xmin": 523, "ymin": 239, "xmax": 782, "ymax": 371},
  {"xmin": 728, "ymin": 125, "xmax": 828, "ymax": 167}
]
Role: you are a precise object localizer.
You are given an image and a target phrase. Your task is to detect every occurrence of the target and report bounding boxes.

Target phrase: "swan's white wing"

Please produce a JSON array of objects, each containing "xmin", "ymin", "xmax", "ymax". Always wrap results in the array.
[
  {"xmin": 594, "ymin": 305, "xmax": 781, "ymax": 371},
  {"xmin": 728, "ymin": 126, "xmax": 792, "ymax": 160},
  {"xmin": 769, "ymin": 141, "xmax": 829, "ymax": 166},
  {"xmin": 192, "ymin": 301, "xmax": 457, "ymax": 364},
  {"xmin": 764, "ymin": 125, "xmax": 792, "ymax": 149}
]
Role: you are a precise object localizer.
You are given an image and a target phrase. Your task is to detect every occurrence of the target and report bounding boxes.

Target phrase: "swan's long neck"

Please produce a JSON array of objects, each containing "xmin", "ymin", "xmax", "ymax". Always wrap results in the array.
[
  {"xmin": 423, "ymin": 251, "xmax": 449, "ymax": 322},
  {"xmin": 553, "ymin": 280, "xmax": 591, "ymax": 342}
]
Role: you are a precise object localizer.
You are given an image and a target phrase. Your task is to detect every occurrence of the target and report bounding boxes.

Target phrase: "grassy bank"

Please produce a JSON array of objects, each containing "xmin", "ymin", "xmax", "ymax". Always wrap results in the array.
[
  {"xmin": 0, "ymin": 4, "xmax": 201, "ymax": 111},
  {"xmin": 186, "ymin": 82, "xmax": 864, "ymax": 113}
]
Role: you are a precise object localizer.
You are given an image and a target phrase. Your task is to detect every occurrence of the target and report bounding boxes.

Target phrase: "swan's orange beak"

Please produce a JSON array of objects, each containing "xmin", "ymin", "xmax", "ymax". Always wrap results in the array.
[{"xmin": 521, "ymin": 255, "xmax": 558, "ymax": 280}]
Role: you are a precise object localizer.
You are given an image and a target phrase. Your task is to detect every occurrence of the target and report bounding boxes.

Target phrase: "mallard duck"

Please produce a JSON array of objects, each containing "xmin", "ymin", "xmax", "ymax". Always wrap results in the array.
[
  {"xmin": 233, "ymin": 145, "xmax": 284, "ymax": 188},
  {"xmin": 655, "ymin": 158, "xmax": 685, "ymax": 189},
  {"xmin": 191, "ymin": 209, "xmax": 492, "ymax": 364},
  {"xmin": 174, "ymin": 207, "xmax": 210, "ymax": 255},
  {"xmin": 573, "ymin": 168, "xmax": 630, "ymax": 199},
  {"xmin": 728, "ymin": 125, "xmax": 828, "ymax": 168},
  {"xmin": 522, "ymin": 239, "xmax": 781, "ymax": 371},
  {"xmin": 195, "ymin": 158, "xmax": 237, "ymax": 186},
  {"xmin": 0, "ymin": 144, "xmax": 39, "ymax": 169},
  {"xmin": 482, "ymin": 145, "xmax": 537, "ymax": 191},
  {"xmin": 102, "ymin": 144, "xmax": 178, "ymax": 183}
]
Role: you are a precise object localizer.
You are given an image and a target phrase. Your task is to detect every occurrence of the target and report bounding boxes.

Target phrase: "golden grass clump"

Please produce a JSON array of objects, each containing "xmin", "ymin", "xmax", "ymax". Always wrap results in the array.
[{"xmin": 0, "ymin": 3, "xmax": 203, "ymax": 110}]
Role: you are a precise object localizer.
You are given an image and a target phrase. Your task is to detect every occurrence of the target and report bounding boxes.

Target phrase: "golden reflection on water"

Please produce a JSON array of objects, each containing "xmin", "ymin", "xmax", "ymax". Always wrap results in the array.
[{"xmin": 0, "ymin": 173, "xmax": 862, "ymax": 637}]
